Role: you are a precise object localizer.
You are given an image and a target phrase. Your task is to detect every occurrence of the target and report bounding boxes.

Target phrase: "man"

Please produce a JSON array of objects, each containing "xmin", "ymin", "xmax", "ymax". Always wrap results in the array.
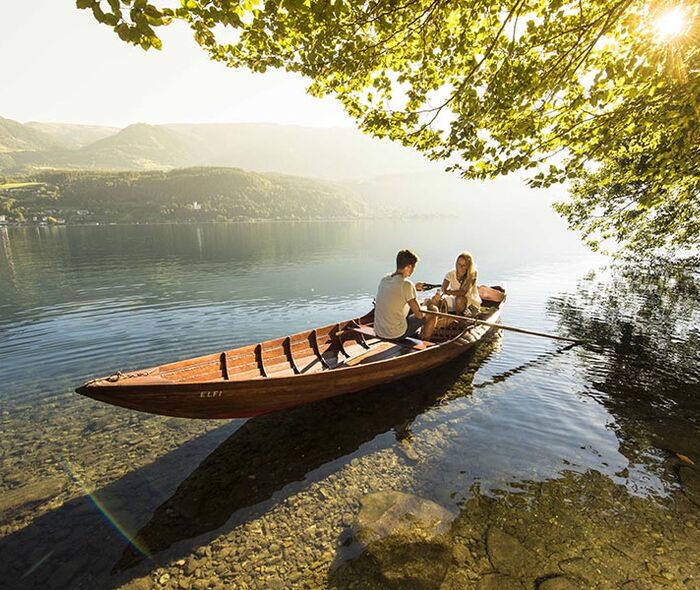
[{"xmin": 374, "ymin": 249, "xmax": 437, "ymax": 341}]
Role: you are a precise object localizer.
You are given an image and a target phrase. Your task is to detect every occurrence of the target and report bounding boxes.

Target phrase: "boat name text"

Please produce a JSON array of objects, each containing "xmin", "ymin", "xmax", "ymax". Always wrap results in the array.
[{"xmin": 200, "ymin": 390, "xmax": 224, "ymax": 398}]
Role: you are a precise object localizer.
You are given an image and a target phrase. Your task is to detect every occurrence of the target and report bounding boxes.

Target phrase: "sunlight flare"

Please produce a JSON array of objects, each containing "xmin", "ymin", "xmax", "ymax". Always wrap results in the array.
[{"xmin": 653, "ymin": 6, "xmax": 690, "ymax": 41}]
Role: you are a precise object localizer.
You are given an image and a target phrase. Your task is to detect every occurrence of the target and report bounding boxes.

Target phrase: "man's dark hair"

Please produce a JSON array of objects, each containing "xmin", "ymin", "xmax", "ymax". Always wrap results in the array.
[{"xmin": 396, "ymin": 249, "xmax": 419, "ymax": 269}]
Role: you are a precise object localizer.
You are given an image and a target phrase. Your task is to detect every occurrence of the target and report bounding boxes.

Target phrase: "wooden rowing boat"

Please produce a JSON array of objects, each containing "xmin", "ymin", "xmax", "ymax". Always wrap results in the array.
[{"xmin": 75, "ymin": 285, "xmax": 506, "ymax": 419}]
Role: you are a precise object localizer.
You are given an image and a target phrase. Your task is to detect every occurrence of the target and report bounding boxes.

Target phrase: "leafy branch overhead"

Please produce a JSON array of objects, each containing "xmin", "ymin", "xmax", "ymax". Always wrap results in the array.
[{"xmin": 79, "ymin": 0, "xmax": 700, "ymax": 255}]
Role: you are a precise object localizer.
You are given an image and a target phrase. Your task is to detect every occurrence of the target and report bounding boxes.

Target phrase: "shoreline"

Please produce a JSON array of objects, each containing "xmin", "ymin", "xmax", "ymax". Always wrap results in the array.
[{"xmin": 0, "ymin": 214, "xmax": 450, "ymax": 228}]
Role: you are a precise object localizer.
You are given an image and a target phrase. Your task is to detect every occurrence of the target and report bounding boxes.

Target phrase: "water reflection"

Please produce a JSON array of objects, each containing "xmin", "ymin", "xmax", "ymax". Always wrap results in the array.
[
  {"xmin": 549, "ymin": 261, "xmax": 700, "ymax": 468},
  {"xmin": 0, "ymin": 222, "xmax": 363, "ymax": 313},
  {"xmin": 0, "ymin": 226, "xmax": 16, "ymax": 286}
]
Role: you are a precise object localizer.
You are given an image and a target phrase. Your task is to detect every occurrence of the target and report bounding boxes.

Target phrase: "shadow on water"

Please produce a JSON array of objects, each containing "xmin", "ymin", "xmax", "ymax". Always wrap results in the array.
[
  {"xmin": 549, "ymin": 259, "xmax": 700, "ymax": 470},
  {"xmin": 0, "ymin": 338, "xmax": 499, "ymax": 590},
  {"xmin": 0, "ymin": 421, "xmax": 239, "ymax": 590}
]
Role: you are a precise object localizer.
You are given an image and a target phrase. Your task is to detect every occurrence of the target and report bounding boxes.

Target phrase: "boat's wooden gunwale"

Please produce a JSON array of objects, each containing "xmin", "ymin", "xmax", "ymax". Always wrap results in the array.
[{"xmin": 89, "ymin": 306, "xmax": 499, "ymax": 390}]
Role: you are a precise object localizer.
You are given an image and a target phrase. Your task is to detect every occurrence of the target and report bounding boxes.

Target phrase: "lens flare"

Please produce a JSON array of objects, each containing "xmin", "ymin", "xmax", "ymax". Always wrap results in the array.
[
  {"xmin": 62, "ymin": 456, "xmax": 152, "ymax": 560},
  {"xmin": 653, "ymin": 6, "xmax": 689, "ymax": 41}
]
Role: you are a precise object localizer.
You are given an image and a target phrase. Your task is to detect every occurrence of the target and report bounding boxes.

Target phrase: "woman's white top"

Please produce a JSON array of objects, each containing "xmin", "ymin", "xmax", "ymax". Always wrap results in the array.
[{"xmin": 443, "ymin": 269, "xmax": 482, "ymax": 311}]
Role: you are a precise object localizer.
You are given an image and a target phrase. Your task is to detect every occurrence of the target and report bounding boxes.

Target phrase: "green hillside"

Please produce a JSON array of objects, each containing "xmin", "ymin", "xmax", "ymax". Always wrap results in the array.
[
  {"xmin": 5, "ymin": 123, "xmax": 204, "ymax": 171},
  {"xmin": 0, "ymin": 117, "xmax": 64, "ymax": 153},
  {"xmin": 75, "ymin": 123, "xmax": 203, "ymax": 169},
  {"xmin": 0, "ymin": 167, "xmax": 366, "ymax": 223}
]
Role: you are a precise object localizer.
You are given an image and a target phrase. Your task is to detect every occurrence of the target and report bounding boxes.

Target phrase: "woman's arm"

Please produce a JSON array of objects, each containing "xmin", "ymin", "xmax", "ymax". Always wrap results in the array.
[
  {"xmin": 447, "ymin": 274, "xmax": 476, "ymax": 296},
  {"xmin": 445, "ymin": 277, "xmax": 467, "ymax": 296}
]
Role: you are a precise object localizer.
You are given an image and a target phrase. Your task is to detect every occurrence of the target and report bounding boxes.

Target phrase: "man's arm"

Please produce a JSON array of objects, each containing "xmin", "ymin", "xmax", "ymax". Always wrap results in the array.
[{"xmin": 407, "ymin": 298, "xmax": 424, "ymax": 319}]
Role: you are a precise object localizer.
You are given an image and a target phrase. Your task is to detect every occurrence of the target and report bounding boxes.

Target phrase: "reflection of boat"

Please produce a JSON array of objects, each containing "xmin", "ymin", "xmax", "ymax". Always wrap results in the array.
[
  {"xmin": 76, "ymin": 286, "xmax": 505, "ymax": 419},
  {"xmin": 113, "ymin": 340, "xmax": 496, "ymax": 570}
]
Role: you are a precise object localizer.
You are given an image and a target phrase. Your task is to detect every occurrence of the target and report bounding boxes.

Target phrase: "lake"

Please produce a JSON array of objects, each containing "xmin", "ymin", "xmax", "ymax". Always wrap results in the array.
[{"xmin": 1, "ymin": 217, "xmax": 699, "ymax": 590}]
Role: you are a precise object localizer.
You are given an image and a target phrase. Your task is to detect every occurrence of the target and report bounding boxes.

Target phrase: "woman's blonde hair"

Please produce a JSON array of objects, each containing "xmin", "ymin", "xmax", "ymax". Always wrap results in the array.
[{"xmin": 456, "ymin": 251, "xmax": 477, "ymax": 289}]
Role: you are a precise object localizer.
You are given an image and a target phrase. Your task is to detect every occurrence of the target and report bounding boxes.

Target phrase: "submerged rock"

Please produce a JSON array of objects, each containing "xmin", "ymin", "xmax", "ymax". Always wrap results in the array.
[
  {"xmin": 356, "ymin": 491, "xmax": 454, "ymax": 545},
  {"xmin": 679, "ymin": 466, "xmax": 700, "ymax": 506},
  {"xmin": 477, "ymin": 572, "xmax": 525, "ymax": 590},
  {"xmin": 485, "ymin": 527, "xmax": 534, "ymax": 577},
  {"xmin": 558, "ymin": 557, "xmax": 597, "ymax": 582},
  {"xmin": 354, "ymin": 491, "xmax": 455, "ymax": 590}
]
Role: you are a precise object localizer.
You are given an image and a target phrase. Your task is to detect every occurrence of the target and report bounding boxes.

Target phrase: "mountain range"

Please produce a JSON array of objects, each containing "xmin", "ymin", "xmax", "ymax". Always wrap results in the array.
[
  {"xmin": 0, "ymin": 117, "xmax": 436, "ymax": 181},
  {"xmin": 0, "ymin": 116, "xmax": 561, "ymax": 219}
]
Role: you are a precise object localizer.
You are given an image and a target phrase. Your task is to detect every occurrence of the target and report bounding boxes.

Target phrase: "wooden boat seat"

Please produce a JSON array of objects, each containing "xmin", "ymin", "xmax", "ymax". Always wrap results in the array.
[
  {"xmin": 343, "ymin": 341, "xmax": 402, "ymax": 367},
  {"xmin": 343, "ymin": 324, "xmax": 435, "ymax": 350}
]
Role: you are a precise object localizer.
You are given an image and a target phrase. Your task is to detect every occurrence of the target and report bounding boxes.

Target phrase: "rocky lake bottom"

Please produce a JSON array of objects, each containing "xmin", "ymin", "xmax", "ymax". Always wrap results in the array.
[{"xmin": 1, "ymin": 335, "xmax": 699, "ymax": 590}]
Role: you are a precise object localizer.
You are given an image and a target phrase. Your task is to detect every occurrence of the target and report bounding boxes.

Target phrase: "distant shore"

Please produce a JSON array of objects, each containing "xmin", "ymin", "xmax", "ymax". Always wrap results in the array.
[
  {"xmin": 0, "ymin": 213, "xmax": 450, "ymax": 228},
  {"xmin": 0, "ymin": 213, "xmax": 445, "ymax": 228}
]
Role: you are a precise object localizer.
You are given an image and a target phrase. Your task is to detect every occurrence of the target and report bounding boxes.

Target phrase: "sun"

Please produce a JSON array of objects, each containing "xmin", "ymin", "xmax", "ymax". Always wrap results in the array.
[{"xmin": 653, "ymin": 6, "xmax": 689, "ymax": 41}]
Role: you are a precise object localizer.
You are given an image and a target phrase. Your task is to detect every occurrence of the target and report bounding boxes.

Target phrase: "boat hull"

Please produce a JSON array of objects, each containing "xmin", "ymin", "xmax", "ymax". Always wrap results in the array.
[{"xmin": 76, "ymin": 290, "xmax": 504, "ymax": 419}]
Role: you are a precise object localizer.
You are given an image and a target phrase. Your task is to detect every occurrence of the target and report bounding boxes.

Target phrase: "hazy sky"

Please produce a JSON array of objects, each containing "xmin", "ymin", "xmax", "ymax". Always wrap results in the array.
[{"xmin": 0, "ymin": 0, "xmax": 352, "ymax": 128}]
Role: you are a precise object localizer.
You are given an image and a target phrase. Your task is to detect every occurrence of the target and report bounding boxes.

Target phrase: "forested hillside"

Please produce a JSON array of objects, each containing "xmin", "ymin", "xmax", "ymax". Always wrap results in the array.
[
  {"xmin": 0, "ymin": 167, "xmax": 366, "ymax": 224},
  {"xmin": 73, "ymin": 124, "xmax": 200, "ymax": 170}
]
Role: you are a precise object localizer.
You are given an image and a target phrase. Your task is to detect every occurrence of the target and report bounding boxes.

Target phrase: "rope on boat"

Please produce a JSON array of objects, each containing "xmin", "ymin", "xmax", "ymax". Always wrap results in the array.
[{"xmin": 84, "ymin": 369, "xmax": 156, "ymax": 385}]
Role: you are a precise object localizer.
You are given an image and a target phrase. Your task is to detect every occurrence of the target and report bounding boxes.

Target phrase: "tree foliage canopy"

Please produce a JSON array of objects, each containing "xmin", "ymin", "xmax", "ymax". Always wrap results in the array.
[{"xmin": 80, "ymin": 0, "xmax": 700, "ymax": 255}]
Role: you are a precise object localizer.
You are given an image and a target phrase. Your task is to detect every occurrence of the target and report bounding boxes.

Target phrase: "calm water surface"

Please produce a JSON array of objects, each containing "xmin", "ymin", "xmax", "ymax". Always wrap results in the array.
[{"xmin": 1, "ymin": 220, "xmax": 698, "ymax": 590}]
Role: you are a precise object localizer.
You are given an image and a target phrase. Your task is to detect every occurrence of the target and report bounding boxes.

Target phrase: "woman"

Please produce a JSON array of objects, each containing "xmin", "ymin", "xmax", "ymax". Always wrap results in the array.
[{"xmin": 432, "ymin": 251, "xmax": 482, "ymax": 316}]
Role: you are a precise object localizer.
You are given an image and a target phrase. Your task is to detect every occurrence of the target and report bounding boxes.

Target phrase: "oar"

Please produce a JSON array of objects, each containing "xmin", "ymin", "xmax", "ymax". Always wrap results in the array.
[
  {"xmin": 420, "ymin": 309, "xmax": 585, "ymax": 344},
  {"xmin": 419, "ymin": 282, "xmax": 442, "ymax": 290}
]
